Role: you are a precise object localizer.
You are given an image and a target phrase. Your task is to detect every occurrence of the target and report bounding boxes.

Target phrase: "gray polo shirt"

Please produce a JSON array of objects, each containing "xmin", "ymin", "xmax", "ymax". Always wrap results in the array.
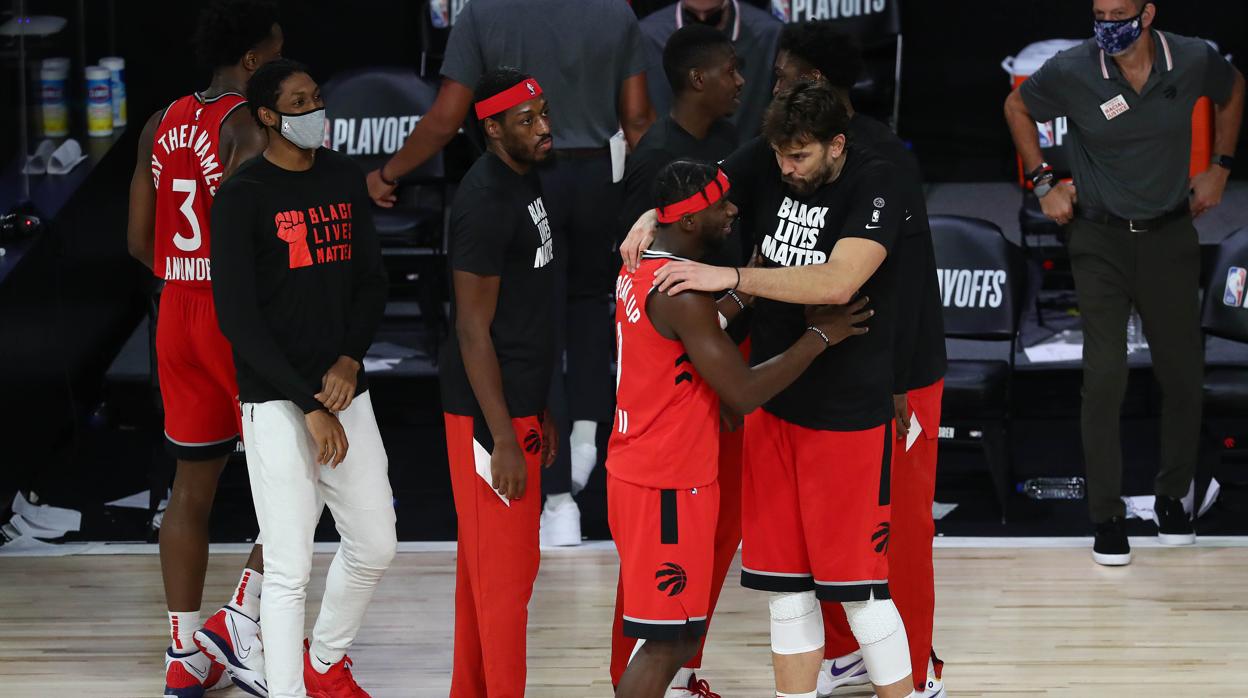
[
  {"xmin": 640, "ymin": 1, "xmax": 782, "ymax": 140},
  {"xmin": 440, "ymin": 0, "xmax": 649, "ymax": 150},
  {"xmin": 1020, "ymin": 30, "xmax": 1235, "ymax": 220}
]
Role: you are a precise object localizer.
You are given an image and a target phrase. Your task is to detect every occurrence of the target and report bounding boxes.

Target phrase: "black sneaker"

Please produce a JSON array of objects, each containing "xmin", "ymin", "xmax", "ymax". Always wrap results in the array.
[
  {"xmin": 1092, "ymin": 516, "xmax": 1132, "ymax": 566},
  {"xmin": 1154, "ymin": 495, "xmax": 1196, "ymax": 545}
]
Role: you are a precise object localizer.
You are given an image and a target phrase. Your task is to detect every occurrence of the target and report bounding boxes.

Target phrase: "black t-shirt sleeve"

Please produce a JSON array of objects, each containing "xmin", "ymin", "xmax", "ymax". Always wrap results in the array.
[
  {"xmin": 1200, "ymin": 42, "xmax": 1235, "ymax": 103},
  {"xmin": 720, "ymin": 137, "xmax": 767, "ymax": 207},
  {"xmin": 620, "ymin": 145, "xmax": 668, "ymax": 242},
  {"xmin": 450, "ymin": 189, "xmax": 514, "ymax": 276},
  {"xmin": 209, "ymin": 180, "xmax": 323, "ymax": 413},
  {"xmin": 1018, "ymin": 57, "xmax": 1068, "ymax": 123},
  {"xmin": 843, "ymin": 161, "xmax": 902, "ymax": 254},
  {"xmin": 341, "ymin": 172, "xmax": 389, "ymax": 363}
]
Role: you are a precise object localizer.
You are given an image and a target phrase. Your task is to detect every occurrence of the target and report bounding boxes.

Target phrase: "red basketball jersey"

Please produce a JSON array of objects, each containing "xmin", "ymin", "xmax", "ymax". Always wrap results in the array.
[
  {"xmin": 608, "ymin": 252, "xmax": 720, "ymax": 489},
  {"xmin": 150, "ymin": 92, "xmax": 247, "ymax": 288}
]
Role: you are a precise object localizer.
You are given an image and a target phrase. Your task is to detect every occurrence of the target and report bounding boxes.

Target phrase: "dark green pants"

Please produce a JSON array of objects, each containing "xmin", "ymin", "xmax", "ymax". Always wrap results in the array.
[{"xmin": 1067, "ymin": 215, "xmax": 1204, "ymax": 524}]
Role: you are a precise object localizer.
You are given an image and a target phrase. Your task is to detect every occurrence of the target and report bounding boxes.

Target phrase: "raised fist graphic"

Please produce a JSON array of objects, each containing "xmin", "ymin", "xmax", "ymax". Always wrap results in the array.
[{"xmin": 274, "ymin": 209, "xmax": 313, "ymax": 268}]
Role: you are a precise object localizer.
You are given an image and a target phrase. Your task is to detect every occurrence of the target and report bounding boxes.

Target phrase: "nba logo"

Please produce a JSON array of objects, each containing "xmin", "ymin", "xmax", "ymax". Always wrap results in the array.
[
  {"xmin": 527, "ymin": 82, "xmax": 536, "ymax": 96},
  {"xmin": 429, "ymin": 0, "xmax": 450, "ymax": 28},
  {"xmin": 1225, "ymin": 267, "xmax": 1247, "ymax": 307},
  {"xmin": 771, "ymin": 0, "xmax": 790, "ymax": 21},
  {"xmin": 1037, "ymin": 121, "xmax": 1055, "ymax": 148}
]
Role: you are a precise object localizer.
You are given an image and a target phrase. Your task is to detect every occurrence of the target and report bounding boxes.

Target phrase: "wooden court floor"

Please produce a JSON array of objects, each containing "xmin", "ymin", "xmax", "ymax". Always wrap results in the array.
[{"xmin": 1, "ymin": 541, "xmax": 1246, "ymax": 697}]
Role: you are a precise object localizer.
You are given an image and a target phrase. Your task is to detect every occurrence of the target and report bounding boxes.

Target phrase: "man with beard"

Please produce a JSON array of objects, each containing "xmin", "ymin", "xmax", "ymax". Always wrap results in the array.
[
  {"xmin": 621, "ymin": 82, "xmax": 914, "ymax": 698},
  {"xmin": 438, "ymin": 67, "xmax": 559, "ymax": 698},
  {"xmin": 772, "ymin": 22, "xmax": 948, "ymax": 697},
  {"xmin": 610, "ymin": 158, "xmax": 872, "ymax": 698}
]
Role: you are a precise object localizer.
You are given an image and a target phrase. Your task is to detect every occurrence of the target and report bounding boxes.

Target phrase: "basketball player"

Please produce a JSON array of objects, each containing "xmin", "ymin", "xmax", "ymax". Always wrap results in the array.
[
  {"xmin": 211, "ymin": 59, "xmax": 396, "ymax": 698},
  {"xmin": 770, "ymin": 23, "xmax": 948, "ymax": 697},
  {"xmin": 611, "ymin": 158, "xmax": 872, "ymax": 698},
  {"xmin": 621, "ymin": 82, "xmax": 914, "ymax": 698},
  {"xmin": 610, "ymin": 25, "xmax": 746, "ymax": 697},
  {"xmin": 438, "ymin": 68, "xmax": 558, "ymax": 698},
  {"xmin": 125, "ymin": 2, "xmax": 281, "ymax": 694}
]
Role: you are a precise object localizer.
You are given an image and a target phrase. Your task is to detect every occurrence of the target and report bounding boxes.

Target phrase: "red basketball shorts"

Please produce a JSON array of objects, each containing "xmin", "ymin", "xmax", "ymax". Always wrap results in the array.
[
  {"xmin": 609, "ymin": 473, "xmax": 719, "ymax": 639},
  {"xmin": 155, "ymin": 283, "xmax": 240, "ymax": 461},
  {"xmin": 740, "ymin": 408, "xmax": 892, "ymax": 601}
]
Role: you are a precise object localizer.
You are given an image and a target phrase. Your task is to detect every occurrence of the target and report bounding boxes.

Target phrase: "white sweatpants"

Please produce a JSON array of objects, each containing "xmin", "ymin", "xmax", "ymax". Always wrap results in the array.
[{"xmin": 242, "ymin": 391, "xmax": 397, "ymax": 698}]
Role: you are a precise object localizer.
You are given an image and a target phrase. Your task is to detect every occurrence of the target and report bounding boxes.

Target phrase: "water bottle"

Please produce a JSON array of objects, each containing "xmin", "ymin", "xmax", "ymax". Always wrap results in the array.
[
  {"xmin": 99, "ymin": 57, "xmax": 126, "ymax": 127},
  {"xmin": 40, "ymin": 58, "xmax": 70, "ymax": 138},
  {"xmin": 85, "ymin": 66, "xmax": 113, "ymax": 137},
  {"xmin": 1018, "ymin": 477, "xmax": 1086, "ymax": 500}
]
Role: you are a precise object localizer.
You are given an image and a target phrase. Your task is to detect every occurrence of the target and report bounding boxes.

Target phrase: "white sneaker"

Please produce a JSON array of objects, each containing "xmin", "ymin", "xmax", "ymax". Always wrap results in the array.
[
  {"xmin": 569, "ymin": 441, "xmax": 598, "ymax": 495},
  {"xmin": 193, "ymin": 606, "xmax": 267, "ymax": 696},
  {"xmin": 539, "ymin": 495, "xmax": 582, "ymax": 547},
  {"xmin": 817, "ymin": 650, "xmax": 870, "ymax": 696},
  {"xmin": 920, "ymin": 652, "xmax": 945, "ymax": 698}
]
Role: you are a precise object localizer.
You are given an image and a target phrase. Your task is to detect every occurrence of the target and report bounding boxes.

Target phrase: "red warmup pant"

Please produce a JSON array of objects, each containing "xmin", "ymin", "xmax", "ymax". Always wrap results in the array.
[
  {"xmin": 822, "ymin": 379, "xmax": 944, "ymax": 693},
  {"xmin": 610, "ymin": 424, "xmax": 744, "ymax": 685},
  {"xmin": 445, "ymin": 413, "xmax": 543, "ymax": 698}
]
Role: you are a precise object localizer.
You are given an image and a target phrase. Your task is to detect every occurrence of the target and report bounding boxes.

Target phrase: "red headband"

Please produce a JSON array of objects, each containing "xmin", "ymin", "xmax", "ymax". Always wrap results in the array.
[
  {"xmin": 656, "ymin": 169, "xmax": 731, "ymax": 224},
  {"xmin": 474, "ymin": 78, "xmax": 543, "ymax": 120}
]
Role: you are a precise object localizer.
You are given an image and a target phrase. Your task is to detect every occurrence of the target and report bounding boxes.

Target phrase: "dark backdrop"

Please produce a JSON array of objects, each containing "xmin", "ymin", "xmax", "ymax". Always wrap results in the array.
[{"xmin": 6, "ymin": 1, "xmax": 1244, "ymax": 183}]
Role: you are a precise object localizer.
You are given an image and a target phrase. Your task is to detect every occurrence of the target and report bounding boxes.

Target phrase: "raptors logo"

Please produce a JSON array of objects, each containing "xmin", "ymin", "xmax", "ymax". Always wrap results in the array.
[
  {"xmin": 523, "ymin": 428, "xmax": 542, "ymax": 455},
  {"xmin": 655, "ymin": 562, "xmax": 687, "ymax": 597},
  {"xmin": 872, "ymin": 522, "xmax": 890, "ymax": 555}
]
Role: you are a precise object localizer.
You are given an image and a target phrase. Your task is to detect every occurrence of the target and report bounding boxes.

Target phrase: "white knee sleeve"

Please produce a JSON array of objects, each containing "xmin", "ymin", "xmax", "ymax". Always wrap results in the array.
[
  {"xmin": 768, "ymin": 591, "xmax": 823, "ymax": 655},
  {"xmin": 843, "ymin": 596, "xmax": 910, "ymax": 686}
]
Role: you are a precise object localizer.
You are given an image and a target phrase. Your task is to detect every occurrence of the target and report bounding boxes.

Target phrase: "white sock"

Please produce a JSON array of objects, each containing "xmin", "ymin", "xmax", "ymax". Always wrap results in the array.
[
  {"xmin": 310, "ymin": 649, "xmax": 334, "ymax": 674},
  {"xmin": 570, "ymin": 421, "xmax": 597, "ymax": 452},
  {"xmin": 775, "ymin": 691, "xmax": 816, "ymax": 698},
  {"xmin": 671, "ymin": 667, "xmax": 694, "ymax": 688},
  {"xmin": 168, "ymin": 610, "xmax": 200, "ymax": 653},
  {"xmin": 545, "ymin": 492, "xmax": 573, "ymax": 510},
  {"xmin": 226, "ymin": 568, "xmax": 262, "ymax": 620}
]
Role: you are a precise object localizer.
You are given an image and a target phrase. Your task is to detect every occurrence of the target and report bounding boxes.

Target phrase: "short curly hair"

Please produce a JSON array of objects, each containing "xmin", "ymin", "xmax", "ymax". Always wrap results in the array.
[
  {"xmin": 191, "ymin": 0, "xmax": 280, "ymax": 71},
  {"xmin": 777, "ymin": 21, "xmax": 864, "ymax": 92},
  {"xmin": 245, "ymin": 58, "xmax": 308, "ymax": 127}
]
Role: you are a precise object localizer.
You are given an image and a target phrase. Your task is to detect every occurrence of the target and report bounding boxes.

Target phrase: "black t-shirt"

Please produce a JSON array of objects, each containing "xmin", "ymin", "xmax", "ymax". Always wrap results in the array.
[
  {"xmin": 439, "ymin": 151, "xmax": 556, "ymax": 418},
  {"xmin": 620, "ymin": 115, "xmax": 744, "ymax": 266},
  {"xmin": 848, "ymin": 114, "xmax": 946, "ymax": 393},
  {"xmin": 211, "ymin": 149, "xmax": 387, "ymax": 414},
  {"xmin": 723, "ymin": 137, "xmax": 901, "ymax": 430}
]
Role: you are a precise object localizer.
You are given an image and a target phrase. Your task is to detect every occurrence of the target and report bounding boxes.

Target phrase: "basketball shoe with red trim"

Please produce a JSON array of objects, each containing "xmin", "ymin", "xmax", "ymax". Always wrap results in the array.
[
  {"xmin": 164, "ymin": 647, "xmax": 227, "ymax": 698},
  {"xmin": 669, "ymin": 672, "xmax": 722, "ymax": 697},
  {"xmin": 194, "ymin": 606, "xmax": 267, "ymax": 696},
  {"xmin": 304, "ymin": 641, "xmax": 371, "ymax": 698}
]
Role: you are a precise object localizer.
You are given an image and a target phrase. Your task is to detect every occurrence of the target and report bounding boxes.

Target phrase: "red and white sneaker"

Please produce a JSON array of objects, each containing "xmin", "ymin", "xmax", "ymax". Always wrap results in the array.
[
  {"xmin": 164, "ymin": 647, "xmax": 227, "ymax": 698},
  {"xmin": 669, "ymin": 672, "xmax": 721, "ymax": 698},
  {"xmin": 304, "ymin": 642, "xmax": 371, "ymax": 698},
  {"xmin": 194, "ymin": 606, "xmax": 267, "ymax": 696}
]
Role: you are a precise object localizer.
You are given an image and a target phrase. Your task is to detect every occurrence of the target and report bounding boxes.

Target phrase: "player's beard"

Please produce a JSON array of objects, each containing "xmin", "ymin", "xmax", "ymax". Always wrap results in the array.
[{"xmin": 783, "ymin": 158, "xmax": 835, "ymax": 196}]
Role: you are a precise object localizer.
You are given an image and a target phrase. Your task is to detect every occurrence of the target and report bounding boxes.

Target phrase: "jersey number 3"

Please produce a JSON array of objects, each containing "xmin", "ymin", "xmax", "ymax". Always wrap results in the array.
[{"xmin": 171, "ymin": 178, "xmax": 203, "ymax": 252}]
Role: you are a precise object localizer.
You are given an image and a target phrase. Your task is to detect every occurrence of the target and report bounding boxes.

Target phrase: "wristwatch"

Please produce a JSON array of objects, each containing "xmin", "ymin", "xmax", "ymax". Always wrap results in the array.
[
  {"xmin": 1212, "ymin": 154, "xmax": 1235, "ymax": 172},
  {"xmin": 1032, "ymin": 171, "xmax": 1056, "ymax": 198}
]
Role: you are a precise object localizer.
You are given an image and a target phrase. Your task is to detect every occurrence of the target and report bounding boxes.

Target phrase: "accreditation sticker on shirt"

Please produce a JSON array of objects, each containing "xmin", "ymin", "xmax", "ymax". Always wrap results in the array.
[{"xmin": 1100, "ymin": 94, "xmax": 1130, "ymax": 120}]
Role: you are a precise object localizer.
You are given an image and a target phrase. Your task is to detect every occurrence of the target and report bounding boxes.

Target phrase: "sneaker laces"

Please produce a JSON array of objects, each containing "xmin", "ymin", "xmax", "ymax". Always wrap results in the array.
[{"xmin": 686, "ymin": 675, "xmax": 721, "ymax": 698}]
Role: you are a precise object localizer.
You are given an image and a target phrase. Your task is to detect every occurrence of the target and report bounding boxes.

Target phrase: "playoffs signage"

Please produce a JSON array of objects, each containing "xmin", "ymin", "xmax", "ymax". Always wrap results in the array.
[
  {"xmin": 770, "ymin": 0, "xmax": 900, "ymax": 35},
  {"xmin": 321, "ymin": 68, "xmax": 442, "ymax": 178}
]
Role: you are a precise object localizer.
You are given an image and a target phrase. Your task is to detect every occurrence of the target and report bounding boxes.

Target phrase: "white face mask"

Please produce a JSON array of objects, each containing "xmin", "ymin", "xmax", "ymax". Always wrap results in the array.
[{"xmin": 272, "ymin": 107, "xmax": 325, "ymax": 150}]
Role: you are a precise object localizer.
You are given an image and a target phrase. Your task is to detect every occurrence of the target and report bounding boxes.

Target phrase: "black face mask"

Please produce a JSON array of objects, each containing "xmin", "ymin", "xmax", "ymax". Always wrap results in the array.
[{"xmin": 682, "ymin": 3, "xmax": 725, "ymax": 28}]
